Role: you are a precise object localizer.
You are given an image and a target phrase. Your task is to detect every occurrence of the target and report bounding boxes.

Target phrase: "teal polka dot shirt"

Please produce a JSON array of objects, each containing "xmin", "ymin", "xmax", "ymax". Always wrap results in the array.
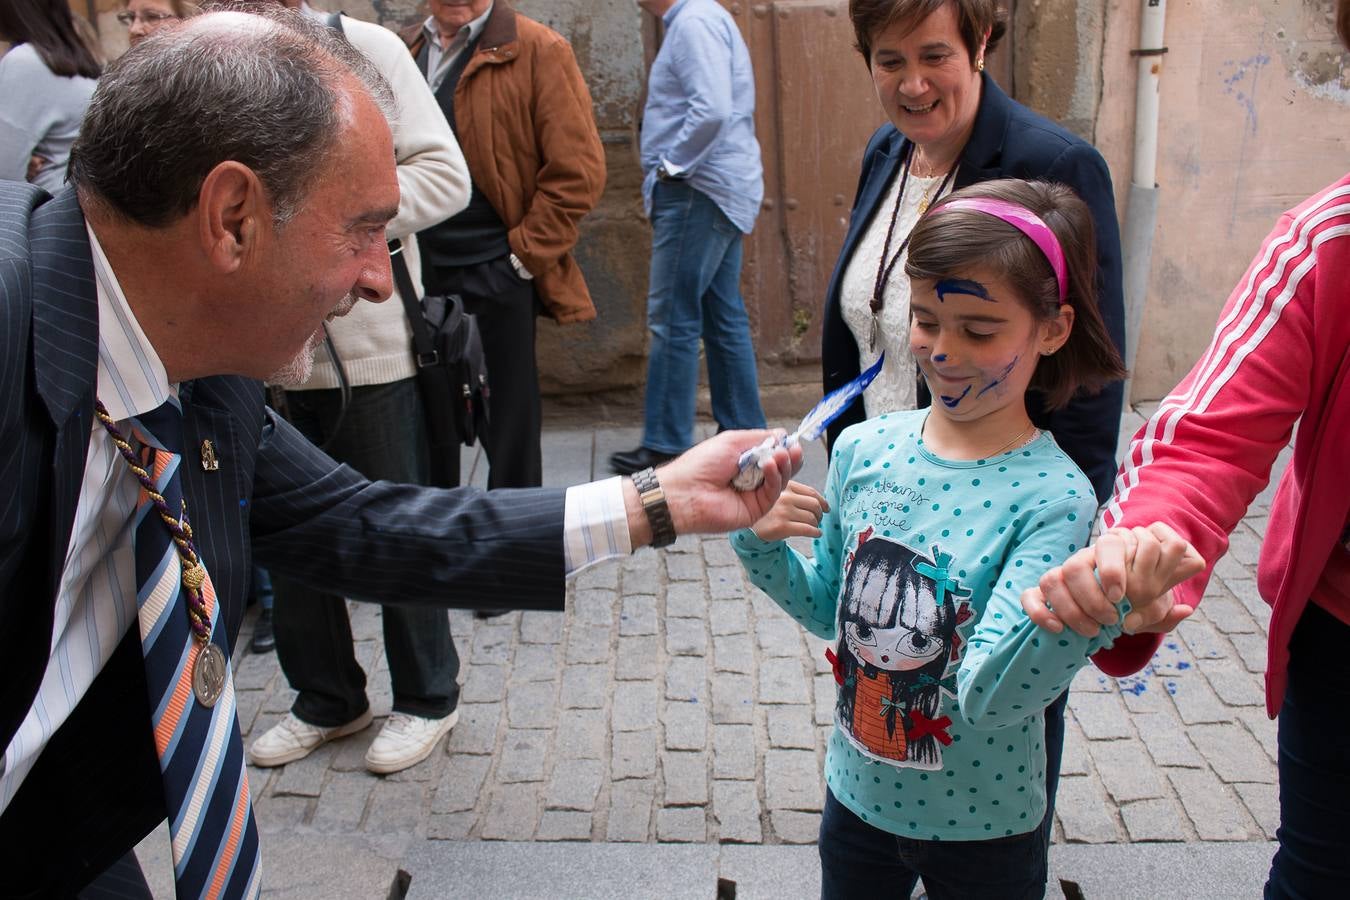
[{"xmin": 732, "ymin": 410, "xmax": 1127, "ymax": 840}]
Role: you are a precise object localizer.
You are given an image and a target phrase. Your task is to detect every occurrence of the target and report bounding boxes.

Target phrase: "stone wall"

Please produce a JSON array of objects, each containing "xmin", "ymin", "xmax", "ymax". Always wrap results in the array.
[
  {"xmin": 315, "ymin": 1, "xmax": 656, "ymax": 400},
  {"xmin": 63, "ymin": 1, "xmax": 1349, "ymax": 404},
  {"xmin": 1098, "ymin": 0, "xmax": 1350, "ymax": 400}
]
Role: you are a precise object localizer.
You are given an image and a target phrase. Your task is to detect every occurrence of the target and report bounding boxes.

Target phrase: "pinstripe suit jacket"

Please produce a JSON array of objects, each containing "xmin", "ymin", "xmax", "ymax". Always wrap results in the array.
[{"xmin": 0, "ymin": 183, "xmax": 567, "ymax": 889}]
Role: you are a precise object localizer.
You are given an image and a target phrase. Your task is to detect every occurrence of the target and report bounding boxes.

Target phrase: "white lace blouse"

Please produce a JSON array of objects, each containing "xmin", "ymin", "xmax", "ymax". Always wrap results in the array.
[{"xmin": 839, "ymin": 166, "xmax": 955, "ymax": 418}]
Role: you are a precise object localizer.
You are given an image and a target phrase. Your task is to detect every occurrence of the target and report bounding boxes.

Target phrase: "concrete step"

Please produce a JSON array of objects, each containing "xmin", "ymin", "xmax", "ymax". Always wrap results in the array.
[{"xmin": 399, "ymin": 839, "xmax": 1277, "ymax": 900}]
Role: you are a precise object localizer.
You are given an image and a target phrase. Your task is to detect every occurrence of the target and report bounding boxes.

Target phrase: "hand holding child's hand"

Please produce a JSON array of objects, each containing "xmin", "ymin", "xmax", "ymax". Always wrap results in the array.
[
  {"xmin": 1021, "ymin": 522, "xmax": 1205, "ymax": 637},
  {"xmin": 750, "ymin": 480, "xmax": 829, "ymax": 542},
  {"xmin": 1106, "ymin": 524, "xmax": 1205, "ymax": 633}
]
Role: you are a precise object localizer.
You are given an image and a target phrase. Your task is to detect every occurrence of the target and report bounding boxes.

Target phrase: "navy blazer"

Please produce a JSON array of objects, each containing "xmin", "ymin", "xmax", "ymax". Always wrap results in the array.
[
  {"xmin": 821, "ymin": 75, "xmax": 1126, "ymax": 503},
  {"xmin": 0, "ymin": 183, "xmax": 568, "ymax": 891}
]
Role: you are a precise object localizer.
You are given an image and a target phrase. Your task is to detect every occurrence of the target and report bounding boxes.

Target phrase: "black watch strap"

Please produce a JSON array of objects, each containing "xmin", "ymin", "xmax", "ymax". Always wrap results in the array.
[{"xmin": 632, "ymin": 466, "xmax": 677, "ymax": 549}]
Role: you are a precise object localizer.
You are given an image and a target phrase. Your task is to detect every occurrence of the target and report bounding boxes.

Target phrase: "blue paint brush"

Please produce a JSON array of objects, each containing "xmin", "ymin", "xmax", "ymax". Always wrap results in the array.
[{"xmin": 732, "ymin": 353, "xmax": 885, "ymax": 491}]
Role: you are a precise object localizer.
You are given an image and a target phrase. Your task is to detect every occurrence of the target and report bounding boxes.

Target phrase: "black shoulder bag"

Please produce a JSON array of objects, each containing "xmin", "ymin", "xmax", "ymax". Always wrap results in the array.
[{"xmin": 389, "ymin": 239, "xmax": 491, "ymax": 452}]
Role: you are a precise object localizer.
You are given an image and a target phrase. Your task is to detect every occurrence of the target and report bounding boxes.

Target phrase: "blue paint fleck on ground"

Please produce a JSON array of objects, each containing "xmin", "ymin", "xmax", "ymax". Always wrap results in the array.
[{"xmin": 1118, "ymin": 678, "xmax": 1149, "ymax": 696}]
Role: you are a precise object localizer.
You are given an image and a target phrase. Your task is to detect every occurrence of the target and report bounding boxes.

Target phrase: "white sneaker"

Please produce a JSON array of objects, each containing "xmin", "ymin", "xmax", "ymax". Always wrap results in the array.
[
  {"xmin": 247, "ymin": 708, "xmax": 373, "ymax": 768},
  {"xmin": 364, "ymin": 710, "xmax": 459, "ymax": 775}
]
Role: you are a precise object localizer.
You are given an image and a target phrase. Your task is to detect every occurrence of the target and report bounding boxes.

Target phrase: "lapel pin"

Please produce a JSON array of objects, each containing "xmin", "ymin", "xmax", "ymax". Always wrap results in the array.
[{"xmin": 200, "ymin": 439, "xmax": 220, "ymax": 472}]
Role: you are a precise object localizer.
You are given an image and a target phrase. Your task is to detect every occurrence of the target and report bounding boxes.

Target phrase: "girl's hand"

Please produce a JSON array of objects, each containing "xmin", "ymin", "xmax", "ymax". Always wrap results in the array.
[
  {"xmin": 1111, "ymin": 524, "xmax": 1205, "ymax": 633},
  {"xmin": 750, "ymin": 480, "xmax": 829, "ymax": 542},
  {"xmin": 1021, "ymin": 523, "xmax": 1205, "ymax": 637}
]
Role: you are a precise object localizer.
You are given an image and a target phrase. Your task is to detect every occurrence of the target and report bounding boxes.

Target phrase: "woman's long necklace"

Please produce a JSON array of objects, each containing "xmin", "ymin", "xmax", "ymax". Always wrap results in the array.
[{"xmin": 869, "ymin": 143, "xmax": 958, "ymax": 351}]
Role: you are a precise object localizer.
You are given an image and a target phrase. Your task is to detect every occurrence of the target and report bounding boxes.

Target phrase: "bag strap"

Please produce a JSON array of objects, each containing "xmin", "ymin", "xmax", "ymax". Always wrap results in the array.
[{"xmin": 389, "ymin": 239, "xmax": 440, "ymax": 368}]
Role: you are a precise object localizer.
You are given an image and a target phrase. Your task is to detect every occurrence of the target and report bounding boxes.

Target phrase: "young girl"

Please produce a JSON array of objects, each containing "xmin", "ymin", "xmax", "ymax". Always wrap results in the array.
[{"xmin": 733, "ymin": 179, "xmax": 1128, "ymax": 899}]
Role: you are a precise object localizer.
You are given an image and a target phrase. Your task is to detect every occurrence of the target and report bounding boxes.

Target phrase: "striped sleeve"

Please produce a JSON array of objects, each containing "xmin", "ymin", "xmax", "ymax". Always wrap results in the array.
[
  {"xmin": 1092, "ymin": 179, "xmax": 1350, "ymax": 675},
  {"xmin": 564, "ymin": 477, "xmax": 631, "ymax": 574}
]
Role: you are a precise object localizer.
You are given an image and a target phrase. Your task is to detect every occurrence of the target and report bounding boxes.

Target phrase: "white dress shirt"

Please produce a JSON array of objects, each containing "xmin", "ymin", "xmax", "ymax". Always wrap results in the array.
[
  {"xmin": 0, "ymin": 225, "xmax": 170, "ymax": 811},
  {"xmin": 423, "ymin": 3, "xmax": 494, "ymax": 94}
]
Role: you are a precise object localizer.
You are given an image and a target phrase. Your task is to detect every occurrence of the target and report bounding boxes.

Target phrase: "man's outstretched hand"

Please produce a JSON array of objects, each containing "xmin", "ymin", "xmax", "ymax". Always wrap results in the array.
[
  {"xmin": 1021, "ymin": 523, "xmax": 1207, "ymax": 637},
  {"xmin": 624, "ymin": 430, "xmax": 804, "ymax": 547}
]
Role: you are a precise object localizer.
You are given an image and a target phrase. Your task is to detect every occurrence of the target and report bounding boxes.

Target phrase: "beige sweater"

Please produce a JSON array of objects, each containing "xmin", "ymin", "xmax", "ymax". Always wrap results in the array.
[{"xmin": 292, "ymin": 14, "xmax": 470, "ymax": 391}]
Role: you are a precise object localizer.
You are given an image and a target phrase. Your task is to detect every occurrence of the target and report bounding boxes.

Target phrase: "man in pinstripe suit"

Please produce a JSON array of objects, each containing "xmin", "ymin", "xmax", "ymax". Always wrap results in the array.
[{"xmin": 0, "ymin": 9, "xmax": 798, "ymax": 895}]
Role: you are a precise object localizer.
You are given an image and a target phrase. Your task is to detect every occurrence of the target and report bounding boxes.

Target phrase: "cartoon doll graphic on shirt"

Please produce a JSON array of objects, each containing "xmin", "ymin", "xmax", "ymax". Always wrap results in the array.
[{"xmin": 828, "ymin": 530, "xmax": 974, "ymax": 769}]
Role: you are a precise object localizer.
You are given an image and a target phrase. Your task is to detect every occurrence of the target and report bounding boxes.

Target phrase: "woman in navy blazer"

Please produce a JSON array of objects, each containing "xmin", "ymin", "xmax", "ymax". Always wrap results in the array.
[
  {"xmin": 822, "ymin": 1, "xmax": 1125, "ymax": 506},
  {"xmin": 812, "ymin": 0, "xmax": 1125, "ymax": 862}
]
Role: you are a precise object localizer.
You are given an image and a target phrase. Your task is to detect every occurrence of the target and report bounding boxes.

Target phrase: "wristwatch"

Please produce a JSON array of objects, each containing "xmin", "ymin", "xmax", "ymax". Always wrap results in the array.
[{"xmin": 632, "ymin": 466, "xmax": 677, "ymax": 549}]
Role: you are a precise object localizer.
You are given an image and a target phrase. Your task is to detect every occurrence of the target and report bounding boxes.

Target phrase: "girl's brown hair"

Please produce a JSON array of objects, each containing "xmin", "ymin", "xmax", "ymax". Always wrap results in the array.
[
  {"xmin": 849, "ymin": 0, "xmax": 1007, "ymax": 64},
  {"xmin": 904, "ymin": 178, "xmax": 1127, "ymax": 410}
]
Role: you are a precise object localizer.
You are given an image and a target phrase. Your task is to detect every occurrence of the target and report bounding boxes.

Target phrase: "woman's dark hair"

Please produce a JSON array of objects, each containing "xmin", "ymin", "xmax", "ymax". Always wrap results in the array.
[
  {"xmin": 849, "ymin": 0, "xmax": 1006, "ymax": 64},
  {"xmin": 0, "ymin": 0, "xmax": 102, "ymax": 79},
  {"xmin": 1340, "ymin": 0, "xmax": 1350, "ymax": 49},
  {"xmin": 905, "ymin": 178, "xmax": 1127, "ymax": 410}
]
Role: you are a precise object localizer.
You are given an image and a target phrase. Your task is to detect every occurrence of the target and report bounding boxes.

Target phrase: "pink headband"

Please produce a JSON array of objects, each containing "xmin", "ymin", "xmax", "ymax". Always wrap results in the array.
[{"xmin": 938, "ymin": 198, "xmax": 1068, "ymax": 303}]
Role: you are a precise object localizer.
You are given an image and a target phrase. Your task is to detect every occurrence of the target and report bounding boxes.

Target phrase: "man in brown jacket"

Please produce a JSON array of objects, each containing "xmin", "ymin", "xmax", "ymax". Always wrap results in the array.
[{"xmin": 405, "ymin": 0, "xmax": 605, "ymax": 495}]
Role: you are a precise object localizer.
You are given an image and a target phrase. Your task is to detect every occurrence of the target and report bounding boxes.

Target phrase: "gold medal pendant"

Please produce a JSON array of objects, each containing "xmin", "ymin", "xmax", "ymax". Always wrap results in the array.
[{"xmin": 192, "ymin": 642, "xmax": 228, "ymax": 707}]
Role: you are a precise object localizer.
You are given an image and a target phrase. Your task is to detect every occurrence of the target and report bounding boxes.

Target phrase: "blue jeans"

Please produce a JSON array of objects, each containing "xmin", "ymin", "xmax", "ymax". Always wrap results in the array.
[
  {"xmin": 641, "ymin": 180, "xmax": 765, "ymax": 454},
  {"xmin": 819, "ymin": 788, "xmax": 1048, "ymax": 900},
  {"xmin": 1265, "ymin": 602, "xmax": 1350, "ymax": 898}
]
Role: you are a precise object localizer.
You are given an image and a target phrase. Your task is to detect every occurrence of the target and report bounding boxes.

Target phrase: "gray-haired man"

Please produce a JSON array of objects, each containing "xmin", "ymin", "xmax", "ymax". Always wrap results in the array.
[{"xmin": 0, "ymin": 7, "xmax": 798, "ymax": 896}]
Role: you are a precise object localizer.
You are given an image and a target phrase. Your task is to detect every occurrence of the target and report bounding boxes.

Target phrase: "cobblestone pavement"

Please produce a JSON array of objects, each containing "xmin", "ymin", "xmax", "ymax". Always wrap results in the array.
[{"xmin": 225, "ymin": 407, "xmax": 1282, "ymax": 862}]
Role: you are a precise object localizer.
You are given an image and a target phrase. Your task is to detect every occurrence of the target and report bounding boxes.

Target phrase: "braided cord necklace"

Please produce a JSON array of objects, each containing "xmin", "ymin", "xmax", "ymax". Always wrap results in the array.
[
  {"xmin": 868, "ymin": 143, "xmax": 958, "ymax": 351},
  {"xmin": 95, "ymin": 400, "xmax": 213, "ymax": 645}
]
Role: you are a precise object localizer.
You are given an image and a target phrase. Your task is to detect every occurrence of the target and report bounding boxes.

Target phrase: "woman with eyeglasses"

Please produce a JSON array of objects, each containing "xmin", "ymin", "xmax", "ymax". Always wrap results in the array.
[
  {"xmin": 119, "ymin": 0, "xmax": 197, "ymax": 47},
  {"xmin": 0, "ymin": 0, "xmax": 100, "ymax": 192}
]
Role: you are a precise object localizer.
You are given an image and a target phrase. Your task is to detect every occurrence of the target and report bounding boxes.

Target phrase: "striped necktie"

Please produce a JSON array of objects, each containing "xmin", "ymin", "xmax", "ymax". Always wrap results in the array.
[{"xmin": 125, "ymin": 398, "xmax": 261, "ymax": 899}]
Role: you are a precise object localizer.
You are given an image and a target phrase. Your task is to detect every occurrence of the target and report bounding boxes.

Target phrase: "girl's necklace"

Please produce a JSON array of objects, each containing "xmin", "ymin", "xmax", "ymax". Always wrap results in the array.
[
  {"xmin": 869, "ymin": 143, "xmax": 958, "ymax": 351},
  {"xmin": 983, "ymin": 421, "xmax": 1038, "ymax": 459}
]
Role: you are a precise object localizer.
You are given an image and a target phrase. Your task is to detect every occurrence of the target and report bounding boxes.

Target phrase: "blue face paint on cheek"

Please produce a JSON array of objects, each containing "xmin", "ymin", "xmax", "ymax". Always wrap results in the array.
[
  {"xmin": 933, "ymin": 353, "xmax": 948, "ymax": 362},
  {"xmin": 939, "ymin": 385, "xmax": 971, "ymax": 408},
  {"xmin": 935, "ymin": 278, "xmax": 993, "ymax": 303},
  {"xmin": 975, "ymin": 356, "xmax": 1019, "ymax": 398}
]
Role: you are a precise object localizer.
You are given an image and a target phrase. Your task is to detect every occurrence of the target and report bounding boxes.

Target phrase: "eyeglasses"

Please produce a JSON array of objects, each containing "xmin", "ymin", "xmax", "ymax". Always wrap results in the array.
[{"xmin": 115, "ymin": 11, "xmax": 179, "ymax": 26}]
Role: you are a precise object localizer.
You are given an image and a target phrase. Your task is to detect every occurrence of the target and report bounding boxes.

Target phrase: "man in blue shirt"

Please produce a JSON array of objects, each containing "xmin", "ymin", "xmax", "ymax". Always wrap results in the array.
[{"xmin": 610, "ymin": 0, "xmax": 768, "ymax": 475}]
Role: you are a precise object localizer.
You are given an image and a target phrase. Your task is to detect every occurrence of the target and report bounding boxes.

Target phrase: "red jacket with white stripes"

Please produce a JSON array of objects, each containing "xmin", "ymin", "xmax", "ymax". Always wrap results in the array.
[{"xmin": 1091, "ymin": 174, "xmax": 1350, "ymax": 717}]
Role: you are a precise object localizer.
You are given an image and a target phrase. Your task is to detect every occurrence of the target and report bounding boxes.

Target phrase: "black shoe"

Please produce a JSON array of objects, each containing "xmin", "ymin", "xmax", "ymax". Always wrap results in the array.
[
  {"xmin": 608, "ymin": 446, "xmax": 677, "ymax": 475},
  {"xmin": 250, "ymin": 608, "xmax": 275, "ymax": 654}
]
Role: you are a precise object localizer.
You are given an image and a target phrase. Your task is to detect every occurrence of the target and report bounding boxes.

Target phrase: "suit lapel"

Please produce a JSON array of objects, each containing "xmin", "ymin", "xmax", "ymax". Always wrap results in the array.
[
  {"xmin": 955, "ymin": 73, "xmax": 1012, "ymax": 189},
  {"xmin": 30, "ymin": 189, "xmax": 97, "ymax": 425},
  {"xmin": 840, "ymin": 140, "xmax": 903, "ymax": 278},
  {"xmin": 29, "ymin": 190, "xmax": 99, "ymax": 602}
]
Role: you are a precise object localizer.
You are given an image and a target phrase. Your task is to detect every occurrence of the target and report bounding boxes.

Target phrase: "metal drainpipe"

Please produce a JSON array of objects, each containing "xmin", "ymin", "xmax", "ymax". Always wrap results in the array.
[{"xmin": 1121, "ymin": 0, "xmax": 1168, "ymax": 407}]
